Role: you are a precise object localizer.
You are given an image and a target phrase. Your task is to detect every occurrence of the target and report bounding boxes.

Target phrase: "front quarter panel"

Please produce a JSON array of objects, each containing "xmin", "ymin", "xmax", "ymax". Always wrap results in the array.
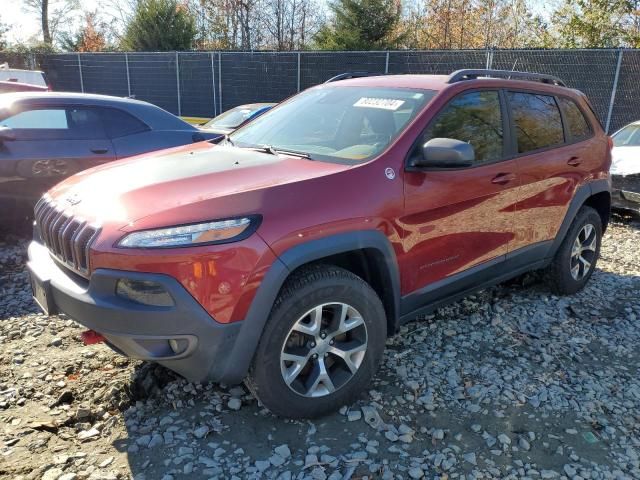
[{"xmin": 90, "ymin": 228, "xmax": 276, "ymax": 324}]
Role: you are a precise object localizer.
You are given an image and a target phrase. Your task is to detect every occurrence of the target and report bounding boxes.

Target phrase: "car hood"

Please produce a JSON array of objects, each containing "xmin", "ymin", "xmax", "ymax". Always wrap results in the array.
[
  {"xmin": 48, "ymin": 142, "xmax": 350, "ymax": 228},
  {"xmin": 198, "ymin": 125, "xmax": 233, "ymax": 135},
  {"xmin": 611, "ymin": 147, "xmax": 640, "ymax": 176}
]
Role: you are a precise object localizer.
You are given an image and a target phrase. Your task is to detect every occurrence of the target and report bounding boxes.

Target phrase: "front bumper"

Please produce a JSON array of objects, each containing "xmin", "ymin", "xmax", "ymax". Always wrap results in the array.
[
  {"xmin": 27, "ymin": 240, "xmax": 242, "ymax": 383},
  {"xmin": 612, "ymin": 174, "xmax": 640, "ymax": 212}
]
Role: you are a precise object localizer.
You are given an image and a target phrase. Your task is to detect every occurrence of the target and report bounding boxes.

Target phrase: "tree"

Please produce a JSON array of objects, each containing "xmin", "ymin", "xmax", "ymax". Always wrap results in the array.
[
  {"xmin": 314, "ymin": 0, "xmax": 403, "ymax": 50},
  {"xmin": 395, "ymin": 0, "xmax": 551, "ymax": 49},
  {"xmin": 123, "ymin": 0, "xmax": 197, "ymax": 51},
  {"xmin": 0, "ymin": 16, "xmax": 9, "ymax": 50},
  {"xmin": 552, "ymin": 0, "xmax": 637, "ymax": 47},
  {"xmin": 59, "ymin": 12, "xmax": 110, "ymax": 52},
  {"xmin": 23, "ymin": 0, "xmax": 79, "ymax": 45}
]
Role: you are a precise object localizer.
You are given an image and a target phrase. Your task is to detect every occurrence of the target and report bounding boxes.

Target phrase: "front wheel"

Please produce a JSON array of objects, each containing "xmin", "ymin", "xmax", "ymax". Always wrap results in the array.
[
  {"xmin": 248, "ymin": 265, "xmax": 387, "ymax": 418},
  {"xmin": 546, "ymin": 206, "xmax": 602, "ymax": 295}
]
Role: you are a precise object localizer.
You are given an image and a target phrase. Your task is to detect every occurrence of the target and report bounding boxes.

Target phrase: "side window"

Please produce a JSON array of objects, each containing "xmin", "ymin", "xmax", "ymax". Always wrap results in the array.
[
  {"xmin": 98, "ymin": 108, "xmax": 149, "ymax": 138},
  {"xmin": 1, "ymin": 108, "xmax": 68, "ymax": 129},
  {"xmin": 559, "ymin": 97, "xmax": 591, "ymax": 141},
  {"xmin": 0, "ymin": 107, "xmax": 106, "ymax": 140},
  {"xmin": 421, "ymin": 91, "xmax": 504, "ymax": 164},
  {"xmin": 508, "ymin": 92, "xmax": 564, "ymax": 153}
]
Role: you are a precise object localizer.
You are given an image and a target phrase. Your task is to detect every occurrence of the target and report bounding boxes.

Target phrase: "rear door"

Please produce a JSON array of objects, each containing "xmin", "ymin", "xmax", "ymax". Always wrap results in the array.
[
  {"xmin": 0, "ymin": 105, "xmax": 114, "ymax": 201},
  {"xmin": 507, "ymin": 91, "xmax": 596, "ymax": 251},
  {"xmin": 400, "ymin": 89, "xmax": 519, "ymax": 299}
]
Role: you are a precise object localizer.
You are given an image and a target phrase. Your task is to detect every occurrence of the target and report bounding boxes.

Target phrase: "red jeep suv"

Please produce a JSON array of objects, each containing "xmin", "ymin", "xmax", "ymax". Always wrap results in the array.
[{"xmin": 27, "ymin": 70, "xmax": 611, "ymax": 418}]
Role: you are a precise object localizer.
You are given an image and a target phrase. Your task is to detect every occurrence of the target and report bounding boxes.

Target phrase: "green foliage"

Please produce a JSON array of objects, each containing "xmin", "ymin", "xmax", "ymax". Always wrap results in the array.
[
  {"xmin": 314, "ymin": 0, "xmax": 402, "ymax": 50},
  {"xmin": 123, "ymin": 0, "xmax": 197, "ymax": 51},
  {"xmin": 0, "ymin": 17, "xmax": 8, "ymax": 51},
  {"xmin": 553, "ymin": 0, "xmax": 639, "ymax": 47}
]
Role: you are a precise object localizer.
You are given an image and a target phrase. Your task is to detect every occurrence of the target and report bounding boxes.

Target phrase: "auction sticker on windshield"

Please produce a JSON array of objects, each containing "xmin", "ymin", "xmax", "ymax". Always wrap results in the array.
[{"xmin": 354, "ymin": 97, "xmax": 405, "ymax": 110}]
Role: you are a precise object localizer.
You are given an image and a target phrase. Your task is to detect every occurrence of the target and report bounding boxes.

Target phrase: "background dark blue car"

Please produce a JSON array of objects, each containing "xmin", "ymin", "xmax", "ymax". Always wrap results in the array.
[{"xmin": 0, "ymin": 92, "xmax": 220, "ymax": 215}]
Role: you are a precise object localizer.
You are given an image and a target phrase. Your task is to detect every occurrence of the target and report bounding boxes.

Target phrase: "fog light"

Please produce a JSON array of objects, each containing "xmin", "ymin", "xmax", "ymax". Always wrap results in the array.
[{"xmin": 116, "ymin": 279, "xmax": 174, "ymax": 307}]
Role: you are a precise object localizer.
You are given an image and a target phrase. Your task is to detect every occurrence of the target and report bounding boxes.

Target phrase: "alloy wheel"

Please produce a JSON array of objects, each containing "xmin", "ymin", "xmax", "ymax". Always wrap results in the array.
[
  {"xmin": 570, "ymin": 223, "xmax": 597, "ymax": 281},
  {"xmin": 280, "ymin": 302, "xmax": 368, "ymax": 398}
]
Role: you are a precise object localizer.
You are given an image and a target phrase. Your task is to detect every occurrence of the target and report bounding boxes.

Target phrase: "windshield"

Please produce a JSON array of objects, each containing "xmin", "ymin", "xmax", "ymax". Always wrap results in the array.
[
  {"xmin": 613, "ymin": 124, "xmax": 640, "ymax": 147},
  {"xmin": 230, "ymin": 86, "xmax": 436, "ymax": 163},
  {"xmin": 204, "ymin": 105, "xmax": 267, "ymax": 129}
]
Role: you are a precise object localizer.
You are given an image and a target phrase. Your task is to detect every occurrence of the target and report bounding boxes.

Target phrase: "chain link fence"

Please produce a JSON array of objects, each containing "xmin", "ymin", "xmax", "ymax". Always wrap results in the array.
[{"xmin": 2, "ymin": 49, "xmax": 638, "ymax": 132}]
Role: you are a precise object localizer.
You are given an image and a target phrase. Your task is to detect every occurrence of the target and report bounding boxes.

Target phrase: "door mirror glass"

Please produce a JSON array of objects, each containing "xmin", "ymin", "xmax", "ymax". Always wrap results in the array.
[
  {"xmin": 413, "ymin": 138, "xmax": 475, "ymax": 168},
  {"xmin": 0, "ymin": 126, "xmax": 15, "ymax": 142}
]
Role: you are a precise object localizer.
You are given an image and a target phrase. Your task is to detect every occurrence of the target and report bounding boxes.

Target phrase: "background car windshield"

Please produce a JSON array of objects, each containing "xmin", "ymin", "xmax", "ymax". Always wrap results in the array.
[
  {"xmin": 230, "ymin": 86, "xmax": 435, "ymax": 163},
  {"xmin": 205, "ymin": 106, "xmax": 257, "ymax": 129},
  {"xmin": 613, "ymin": 124, "xmax": 640, "ymax": 147}
]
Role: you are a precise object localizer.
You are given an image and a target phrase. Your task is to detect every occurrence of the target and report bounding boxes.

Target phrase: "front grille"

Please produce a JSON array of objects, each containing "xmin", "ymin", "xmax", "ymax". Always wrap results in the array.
[{"xmin": 34, "ymin": 196, "xmax": 100, "ymax": 277}]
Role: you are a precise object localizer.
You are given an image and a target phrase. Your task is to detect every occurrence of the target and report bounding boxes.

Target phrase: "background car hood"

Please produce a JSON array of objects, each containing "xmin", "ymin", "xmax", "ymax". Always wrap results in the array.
[
  {"xmin": 48, "ymin": 143, "xmax": 350, "ymax": 228},
  {"xmin": 611, "ymin": 147, "xmax": 640, "ymax": 176}
]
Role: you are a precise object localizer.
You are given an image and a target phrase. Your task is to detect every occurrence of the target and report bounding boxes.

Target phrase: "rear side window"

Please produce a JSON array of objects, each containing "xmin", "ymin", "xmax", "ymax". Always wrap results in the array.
[
  {"xmin": 508, "ymin": 92, "xmax": 564, "ymax": 153},
  {"xmin": 421, "ymin": 90, "xmax": 504, "ymax": 164},
  {"xmin": 98, "ymin": 108, "xmax": 149, "ymax": 138},
  {"xmin": 559, "ymin": 97, "xmax": 591, "ymax": 141}
]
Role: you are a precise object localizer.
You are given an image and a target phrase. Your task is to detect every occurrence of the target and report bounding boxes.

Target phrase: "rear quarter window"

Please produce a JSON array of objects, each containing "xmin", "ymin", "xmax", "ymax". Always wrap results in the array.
[
  {"xmin": 508, "ymin": 92, "xmax": 564, "ymax": 154},
  {"xmin": 559, "ymin": 97, "xmax": 592, "ymax": 141},
  {"xmin": 99, "ymin": 108, "xmax": 149, "ymax": 138}
]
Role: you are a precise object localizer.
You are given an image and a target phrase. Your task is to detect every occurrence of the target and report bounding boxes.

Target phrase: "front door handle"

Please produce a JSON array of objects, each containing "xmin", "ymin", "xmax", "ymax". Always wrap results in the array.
[
  {"xmin": 567, "ymin": 156, "xmax": 582, "ymax": 166},
  {"xmin": 90, "ymin": 148, "xmax": 108, "ymax": 154},
  {"xmin": 491, "ymin": 173, "xmax": 516, "ymax": 185}
]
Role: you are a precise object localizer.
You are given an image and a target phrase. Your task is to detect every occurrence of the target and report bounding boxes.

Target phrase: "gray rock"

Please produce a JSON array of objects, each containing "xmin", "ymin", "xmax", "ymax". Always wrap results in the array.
[
  {"xmin": 408, "ymin": 467, "xmax": 424, "ymax": 479},
  {"xmin": 274, "ymin": 444, "xmax": 291, "ymax": 459},
  {"xmin": 193, "ymin": 425, "xmax": 209, "ymax": 439},
  {"xmin": 463, "ymin": 452, "xmax": 477, "ymax": 465},
  {"xmin": 347, "ymin": 409, "xmax": 362, "ymax": 421},
  {"xmin": 227, "ymin": 398, "xmax": 242, "ymax": 411}
]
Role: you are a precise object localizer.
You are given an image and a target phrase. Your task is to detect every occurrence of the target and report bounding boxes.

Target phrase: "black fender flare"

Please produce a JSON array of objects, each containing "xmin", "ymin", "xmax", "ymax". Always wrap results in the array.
[
  {"xmin": 548, "ymin": 178, "xmax": 611, "ymax": 258},
  {"xmin": 214, "ymin": 230, "xmax": 401, "ymax": 384}
]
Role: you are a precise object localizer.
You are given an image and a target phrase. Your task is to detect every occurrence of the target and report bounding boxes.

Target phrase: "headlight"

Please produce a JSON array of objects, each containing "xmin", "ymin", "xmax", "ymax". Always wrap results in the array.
[{"xmin": 117, "ymin": 216, "xmax": 259, "ymax": 248}]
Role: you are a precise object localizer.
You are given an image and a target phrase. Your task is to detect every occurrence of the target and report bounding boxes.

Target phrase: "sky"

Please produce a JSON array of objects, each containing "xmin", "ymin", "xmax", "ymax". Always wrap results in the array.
[{"xmin": 2, "ymin": 0, "xmax": 101, "ymax": 44}]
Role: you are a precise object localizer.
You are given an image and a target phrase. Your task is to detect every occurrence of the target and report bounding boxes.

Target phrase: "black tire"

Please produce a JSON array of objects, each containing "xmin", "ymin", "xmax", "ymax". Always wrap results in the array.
[
  {"xmin": 546, "ymin": 206, "xmax": 602, "ymax": 295},
  {"xmin": 248, "ymin": 265, "xmax": 387, "ymax": 418}
]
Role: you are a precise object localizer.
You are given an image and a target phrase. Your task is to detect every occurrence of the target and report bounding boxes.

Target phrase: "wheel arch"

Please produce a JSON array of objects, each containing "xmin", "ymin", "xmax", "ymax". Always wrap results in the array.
[
  {"xmin": 213, "ymin": 230, "xmax": 401, "ymax": 384},
  {"xmin": 549, "ymin": 178, "xmax": 611, "ymax": 258}
]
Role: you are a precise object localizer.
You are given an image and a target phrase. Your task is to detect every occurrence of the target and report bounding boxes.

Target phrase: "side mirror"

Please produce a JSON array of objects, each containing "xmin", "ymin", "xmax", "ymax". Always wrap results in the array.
[
  {"xmin": 0, "ymin": 126, "xmax": 15, "ymax": 142},
  {"xmin": 412, "ymin": 138, "xmax": 475, "ymax": 169}
]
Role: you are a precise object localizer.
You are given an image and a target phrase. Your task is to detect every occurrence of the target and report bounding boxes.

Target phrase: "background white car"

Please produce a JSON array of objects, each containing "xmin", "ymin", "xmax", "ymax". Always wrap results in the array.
[{"xmin": 611, "ymin": 121, "xmax": 640, "ymax": 212}]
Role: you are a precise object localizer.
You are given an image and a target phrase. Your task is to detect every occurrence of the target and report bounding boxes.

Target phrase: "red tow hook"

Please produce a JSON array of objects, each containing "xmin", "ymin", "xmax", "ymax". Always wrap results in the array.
[{"xmin": 81, "ymin": 330, "xmax": 105, "ymax": 345}]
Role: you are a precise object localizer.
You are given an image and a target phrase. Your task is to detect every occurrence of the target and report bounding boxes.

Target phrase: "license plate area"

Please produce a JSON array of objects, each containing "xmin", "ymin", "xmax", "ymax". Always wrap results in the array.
[{"xmin": 29, "ymin": 271, "xmax": 57, "ymax": 316}]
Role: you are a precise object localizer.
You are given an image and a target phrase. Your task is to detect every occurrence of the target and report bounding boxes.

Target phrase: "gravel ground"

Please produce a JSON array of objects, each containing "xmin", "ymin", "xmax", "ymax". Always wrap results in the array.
[{"xmin": 1, "ymin": 215, "xmax": 639, "ymax": 480}]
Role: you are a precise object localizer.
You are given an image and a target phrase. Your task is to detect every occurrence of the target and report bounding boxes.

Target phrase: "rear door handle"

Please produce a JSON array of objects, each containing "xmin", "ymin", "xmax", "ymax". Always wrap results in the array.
[
  {"xmin": 491, "ymin": 173, "xmax": 516, "ymax": 185},
  {"xmin": 567, "ymin": 156, "xmax": 581, "ymax": 166},
  {"xmin": 90, "ymin": 148, "xmax": 108, "ymax": 154}
]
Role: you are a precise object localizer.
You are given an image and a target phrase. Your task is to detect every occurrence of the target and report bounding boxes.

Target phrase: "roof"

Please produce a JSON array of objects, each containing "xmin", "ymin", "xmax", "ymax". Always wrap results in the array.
[
  {"xmin": 0, "ymin": 91, "xmax": 151, "ymax": 107},
  {"xmin": 327, "ymin": 74, "xmax": 451, "ymax": 91},
  {"xmin": 323, "ymin": 73, "xmax": 574, "ymax": 94},
  {"xmin": 0, "ymin": 92, "xmax": 196, "ymax": 132}
]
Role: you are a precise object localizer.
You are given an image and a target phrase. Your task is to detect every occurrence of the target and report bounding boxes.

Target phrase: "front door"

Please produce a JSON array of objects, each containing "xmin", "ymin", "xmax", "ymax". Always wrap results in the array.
[{"xmin": 399, "ymin": 90, "xmax": 519, "ymax": 303}]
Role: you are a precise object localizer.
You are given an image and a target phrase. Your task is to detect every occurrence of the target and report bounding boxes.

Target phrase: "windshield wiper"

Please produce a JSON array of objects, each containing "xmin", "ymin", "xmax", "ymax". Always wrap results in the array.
[{"xmin": 251, "ymin": 145, "xmax": 311, "ymax": 159}]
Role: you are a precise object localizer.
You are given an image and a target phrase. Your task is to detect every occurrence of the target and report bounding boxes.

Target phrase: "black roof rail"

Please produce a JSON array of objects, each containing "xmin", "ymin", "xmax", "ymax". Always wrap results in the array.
[
  {"xmin": 447, "ymin": 69, "xmax": 566, "ymax": 87},
  {"xmin": 324, "ymin": 72, "xmax": 378, "ymax": 83}
]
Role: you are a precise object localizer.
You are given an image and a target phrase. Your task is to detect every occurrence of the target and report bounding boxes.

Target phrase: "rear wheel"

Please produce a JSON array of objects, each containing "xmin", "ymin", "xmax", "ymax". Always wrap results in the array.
[
  {"xmin": 546, "ymin": 206, "xmax": 602, "ymax": 295},
  {"xmin": 248, "ymin": 265, "xmax": 386, "ymax": 418}
]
